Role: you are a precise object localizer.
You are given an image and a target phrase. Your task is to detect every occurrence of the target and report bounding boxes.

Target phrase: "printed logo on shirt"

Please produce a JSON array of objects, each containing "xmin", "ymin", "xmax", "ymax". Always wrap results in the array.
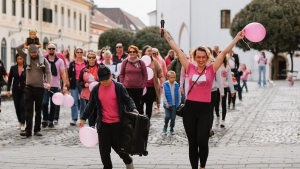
[
  {"xmin": 221, "ymin": 70, "xmax": 227, "ymax": 78},
  {"xmin": 192, "ymin": 74, "xmax": 207, "ymax": 88}
]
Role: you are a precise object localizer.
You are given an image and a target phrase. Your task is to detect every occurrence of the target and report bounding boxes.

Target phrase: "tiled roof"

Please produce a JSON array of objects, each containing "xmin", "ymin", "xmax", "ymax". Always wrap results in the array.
[
  {"xmin": 91, "ymin": 9, "xmax": 119, "ymax": 28},
  {"xmin": 97, "ymin": 8, "xmax": 146, "ymax": 31}
]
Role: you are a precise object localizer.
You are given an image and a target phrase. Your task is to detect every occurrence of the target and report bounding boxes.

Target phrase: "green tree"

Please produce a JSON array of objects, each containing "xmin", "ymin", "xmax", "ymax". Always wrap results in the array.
[
  {"xmin": 132, "ymin": 26, "xmax": 170, "ymax": 58},
  {"xmin": 98, "ymin": 28, "xmax": 134, "ymax": 54},
  {"xmin": 230, "ymin": 0, "xmax": 300, "ymax": 75}
]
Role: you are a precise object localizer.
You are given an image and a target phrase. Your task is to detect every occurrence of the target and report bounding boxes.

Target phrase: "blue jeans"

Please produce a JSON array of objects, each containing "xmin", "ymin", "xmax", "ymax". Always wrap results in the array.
[
  {"xmin": 258, "ymin": 66, "xmax": 266, "ymax": 86},
  {"xmin": 43, "ymin": 87, "xmax": 60, "ymax": 123},
  {"xmin": 164, "ymin": 106, "xmax": 176, "ymax": 129},
  {"xmin": 241, "ymin": 80, "xmax": 248, "ymax": 92},
  {"xmin": 70, "ymin": 82, "xmax": 86, "ymax": 121}
]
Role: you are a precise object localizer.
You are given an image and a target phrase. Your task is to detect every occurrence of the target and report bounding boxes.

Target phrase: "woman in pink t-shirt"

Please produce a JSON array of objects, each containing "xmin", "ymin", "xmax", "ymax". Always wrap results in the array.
[{"xmin": 161, "ymin": 28, "xmax": 244, "ymax": 169}]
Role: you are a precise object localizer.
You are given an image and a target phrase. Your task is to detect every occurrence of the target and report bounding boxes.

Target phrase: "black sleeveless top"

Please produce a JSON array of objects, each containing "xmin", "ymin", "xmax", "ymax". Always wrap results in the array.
[{"xmin": 26, "ymin": 37, "xmax": 40, "ymax": 45}]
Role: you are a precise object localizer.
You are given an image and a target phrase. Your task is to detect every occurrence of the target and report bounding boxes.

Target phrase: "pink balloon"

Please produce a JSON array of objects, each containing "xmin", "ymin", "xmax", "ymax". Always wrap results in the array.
[
  {"xmin": 146, "ymin": 67, "xmax": 154, "ymax": 80},
  {"xmin": 254, "ymin": 55, "xmax": 259, "ymax": 62},
  {"xmin": 143, "ymin": 87, "xmax": 147, "ymax": 96},
  {"xmin": 89, "ymin": 82, "xmax": 99, "ymax": 91},
  {"xmin": 52, "ymin": 92, "xmax": 64, "ymax": 105},
  {"xmin": 63, "ymin": 94, "xmax": 75, "ymax": 108},
  {"xmin": 79, "ymin": 127, "xmax": 98, "ymax": 147},
  {"xmin": 244, "ymin": 22, "xmax": 266, "ymax": 42},
  {"xmin": 141, "ymin": 55, "xmax": 151, "ymax": 67}
]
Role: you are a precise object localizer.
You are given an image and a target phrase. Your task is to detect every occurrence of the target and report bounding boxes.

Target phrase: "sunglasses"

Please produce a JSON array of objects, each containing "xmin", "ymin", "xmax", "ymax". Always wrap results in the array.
[
  {"xmin": 116, "ymin": 46, "xmax": 123, "ymax": 48},
  {"xmin": 76, "ymin": 52, "xmax": 83, "ymax": 54},
  {"xmin": 48, "ymin": 48, "xmax": 56, "ymax": 50},
  {"xmin": 128, "ymin": 51, "xmax": 137, "ymax": 54},
  {"xmin": 88, "ymin": 57, "xmax": 96, "ymax": 59}
]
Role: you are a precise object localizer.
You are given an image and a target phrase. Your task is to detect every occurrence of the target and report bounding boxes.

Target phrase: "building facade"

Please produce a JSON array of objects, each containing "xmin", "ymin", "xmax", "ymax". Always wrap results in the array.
[
  {"xmin": 0, "ymin": 0, "xmax": 92, "ymax": 69},
  {"xmin": 155, "ymin": 0, "xmax": 300, "ymax": 80}
]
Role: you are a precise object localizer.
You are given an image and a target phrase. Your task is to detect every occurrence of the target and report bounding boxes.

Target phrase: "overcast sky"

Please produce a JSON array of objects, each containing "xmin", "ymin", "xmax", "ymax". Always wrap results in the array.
[{"xmin": 95, "ymin": 0, "xmax": 156, "ymax": 26}]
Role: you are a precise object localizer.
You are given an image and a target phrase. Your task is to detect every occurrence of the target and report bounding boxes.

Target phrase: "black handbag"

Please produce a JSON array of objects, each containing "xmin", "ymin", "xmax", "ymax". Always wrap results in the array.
[{"xmin": 176, "ymin": 67, "xmax": 206, "ymax": 117}]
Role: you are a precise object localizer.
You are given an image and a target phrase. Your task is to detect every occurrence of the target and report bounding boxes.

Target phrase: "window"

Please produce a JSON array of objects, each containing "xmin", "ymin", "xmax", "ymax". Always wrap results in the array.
[
  {"xmin": 21, "ymin": 0, "xmax": 24, "ymax": 17},
  {"xmin": 74, "ymin": 12, "xmax": 76, "ymax": 30},
  {"xmin": 1, "ymin": 38, "xmax": 7, "ymax": 69},
  {"xmin": 54, "ymin": 5, "xmax": 58, "ymax": 25},
  {"xmin": 11, "ymin": 39, "xmax": 16, "ymax": 65},
  {"xmin": 12, "ymin": 0, "xmax": 16, "ymax": 16},
  {"xmin": 36, "ymin": 0, "xmax": 39, "ymax": 20},
  {"xmin": 221, "ymin": 10, "xmax": 230, "ymax": 28},
  {"xmin": 29, "ymin": 0, "xmax": 32, "ymax": 19},
  {"xmin": 79, "ymin": 13, "xmax": 82, "ymax": 31},
  {"xmin": 43, "ymin": 37, "xmax": 49, "ymax": 50},
  {"xmin": 2, "ymin": 0, "xmax": 6, "ymax": 14},
  {"xmin": 84, "ymin": 15, "xmax": 86, "ymax": 32},
  {"xmin": 68, "ymin": 9, "xmax": 70, "ymax": 28},
  {"xmin": 61, "ymin": 7, "xmax": 64, "ymax": 26}
]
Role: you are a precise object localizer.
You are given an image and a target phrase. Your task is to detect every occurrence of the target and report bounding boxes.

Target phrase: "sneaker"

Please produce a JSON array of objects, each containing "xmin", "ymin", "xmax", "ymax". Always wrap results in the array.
[
  {"xmin": 40, "ymin": 64, "xmax": 45, "ymax": 68},
  {"xmin": 26, "ymin": 65, "xmax": 31, "ymax": 70},
  {"xmin": 48, "ymin": 123, "xmax": 56, "ymax": 130},
  {"xmin": 34, "ymin": 132, "xmax": 42, "ymax": 136},
  {"xmin": 163, "ymin": 128, "xmax": 167, "ymax": 133},
  {"xmin": 20, "ymin": 131, "xmax": 32, "ymax": 137},
  {"xmin": 170, "ymin": 129, "xmax": 175, "ymax": 135},
  {"xmin": 54, "ymin": 120, "xmax": 58, "ymax": 125},
  {"xmin": 215, "ymin": 117, "xmax": 220, "ymax": 125},
  {"xmin": 220, "ymin": 120, "xmax": 225, "ymax": 128},
  {"xmin": 42, "ymin": 121, "xmax": 48, "ymax": 130},
  {"xmin": 70, "ymin": 121, "xmax": 76, "ymax": 126},
  {"xmin": 20, "ymin": 125, "xmax": 25, "ymax": 131},
  {"xmin": 125, "ymin": 162, "xmax": 134, "ymax": 169}
]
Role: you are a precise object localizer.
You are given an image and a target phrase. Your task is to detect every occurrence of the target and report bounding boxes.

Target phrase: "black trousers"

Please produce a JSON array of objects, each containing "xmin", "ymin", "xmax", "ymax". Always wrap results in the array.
[
  {"xmin": 210, "ymin": 90, "xmax": 217, "ymax": 129},
  {"xmin": 183, "ymin": 100, "xmax": 211, "ymax": 168},
  {"xmin": 12, "ymin": 88, "xmax": 25, "ymax": 124},
  {"xmin": 141, "ymin": 87, "xmax": 156, "ymax": 120},
  {"xmin": 85, "ymin": 100, "xmax": 98, "ymax": 127},
  {"xmin": 24, "ymin": 85, "xmax": 45, "ymax": 134},
  {"xmin": 98, "ymin": 122, "xmax": 132, "ymax": 169},
  {"xmin": 228, "ymin": 88, "xmax": 236, "ymax": 106},
  {"xmin": 231, "ymin": 68, "xmax": 242, "ymax": 100},
  {"xmin": 221, "ymin": 88, "xmax": 229, "ymax": 120},
  {"xmin": 126, "ymin": 88, "xmax": 143, "ymax": 113}
]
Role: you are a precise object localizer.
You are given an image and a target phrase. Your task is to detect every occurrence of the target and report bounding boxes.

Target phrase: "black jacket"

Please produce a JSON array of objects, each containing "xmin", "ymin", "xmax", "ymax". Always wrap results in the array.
[
  {"xmin": 68, "ymin": 60, "xmax": 87, "ymax": 89},
  {"xmin": 231, "ymin": 53, "xmax": 240, "ymax": 70},
  {"xmin": 81, "ymin": 80, "xmax": 136, "ymax": 133},
  {"xmin": 112, "ymin": 52, "xmax": 128, "ymax": 64},
  {"xmin": 0, "ymin": 60, "xmax": 7, "ymax": 87},
  {"xmin": 7, "ymin": 65, "xmax": 26, "ymax": 91}
]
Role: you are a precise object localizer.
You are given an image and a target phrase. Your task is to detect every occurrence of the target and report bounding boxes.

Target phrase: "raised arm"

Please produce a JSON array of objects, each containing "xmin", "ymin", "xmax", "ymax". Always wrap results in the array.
[
  {"xmin": 161, "ymin": 28, "xmax": 189, "ymax": 70},
  {"xmin": 213, "ymin": 31, "xmax": 244, "ymax": 72},
  {"xmin": 16, "ymin": 44, "xmax": 27, "ymax": 60}
]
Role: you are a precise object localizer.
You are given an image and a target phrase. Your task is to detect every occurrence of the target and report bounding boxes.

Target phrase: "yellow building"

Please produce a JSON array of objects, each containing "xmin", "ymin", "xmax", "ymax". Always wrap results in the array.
[{"xmin": 0, "ymin": 0, "xmax": 92, "ymax": 69}]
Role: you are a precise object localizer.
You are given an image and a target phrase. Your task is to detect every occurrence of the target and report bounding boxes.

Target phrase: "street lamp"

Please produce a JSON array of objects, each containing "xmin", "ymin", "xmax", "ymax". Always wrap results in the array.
[
  {"xmin": 9, "ymin": 21, "xmax": 22, "ymax": 36},
  {"xmin": 82, "ymin": 35, "xmax": 92, "ymax": 46},
  {"xmin": 50, "ymin": 29, "xmax": 62, "ymax": 41}
]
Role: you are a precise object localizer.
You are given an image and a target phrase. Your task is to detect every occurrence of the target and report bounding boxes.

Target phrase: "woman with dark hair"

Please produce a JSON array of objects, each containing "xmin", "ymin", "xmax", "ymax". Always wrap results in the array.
[
  {"xmin": 140, "ymin": 45, "xmax": 164, "ymax": 120},
  {"xmin": 62, "ymin": 49, "xmax": 71, "ymax": 68},
  {"xmin": 258, "ymin": 51, "xmax": 267, "ymax": 86},
  {"xmin": 161, "ymin": 28, "xmax": 243, "ymax": 169},
  {"xmin": 79, "ymin": 52, "xmax": 99, "ymax": 128},
  {"xmin": 7, "ymin": 53, "xmax": 26, "ymax": 130}
]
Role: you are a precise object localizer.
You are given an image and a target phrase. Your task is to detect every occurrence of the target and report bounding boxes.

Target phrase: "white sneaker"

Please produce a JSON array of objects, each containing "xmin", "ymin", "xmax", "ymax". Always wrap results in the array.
[
  {"xmin": 220, "ymin": 120, "xmax": 225, "ymax": 128},
  {"xmin": 20, "ymin": 125, "xmax": 25, "ymax": 131},
  {"xmin": 215, "ymin": 117, "xmax": 220, "ymax": 125},
  {"xmin": 125, "ymin": 162, "xmax": 134, "ymax": 169}
]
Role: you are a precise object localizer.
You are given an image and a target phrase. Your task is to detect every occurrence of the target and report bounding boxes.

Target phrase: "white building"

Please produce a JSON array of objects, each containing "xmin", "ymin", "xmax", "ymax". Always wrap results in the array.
[
  {"xmin": 0, "ymin": 0, "xmax": 92, "ymax": 69},
  {"xmin": 152, "ymin": 0, "xmax": 300, "ymax": 80}
]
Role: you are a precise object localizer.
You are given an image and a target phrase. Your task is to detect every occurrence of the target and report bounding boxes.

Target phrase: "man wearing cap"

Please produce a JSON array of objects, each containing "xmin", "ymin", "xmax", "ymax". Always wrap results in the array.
[
  {"xmin": 16, "ymin": 44, "xmax": 52, "ymax": 137},
  {"xmin": 79, "ymin": 64, "xmax": 137, "ymax": 169}
]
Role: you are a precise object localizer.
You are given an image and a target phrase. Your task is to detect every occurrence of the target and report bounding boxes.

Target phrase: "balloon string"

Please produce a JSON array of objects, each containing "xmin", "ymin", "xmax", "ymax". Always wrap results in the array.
[{"xmin": 242, "ymin": 38, "xmax": 251, "ymax": 50}]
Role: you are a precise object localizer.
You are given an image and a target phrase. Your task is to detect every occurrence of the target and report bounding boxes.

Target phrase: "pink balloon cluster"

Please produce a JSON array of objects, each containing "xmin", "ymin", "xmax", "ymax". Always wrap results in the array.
[
  {"xmin": 52, "ymin": 93, "xmax": 74, "ymax": 108},
  {"xmin": 79, "ymin": 127, "xmax": 98, "ymax": 147},
  {"xmin": 244, "ymin": 22, "xmax": 266, "ymax": 42}
]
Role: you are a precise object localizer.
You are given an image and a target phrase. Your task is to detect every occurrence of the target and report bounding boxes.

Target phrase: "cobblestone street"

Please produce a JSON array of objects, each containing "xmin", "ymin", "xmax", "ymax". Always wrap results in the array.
[{"xmin": 0, "ymin": 81, "xmax": 300, "ymax": 168}]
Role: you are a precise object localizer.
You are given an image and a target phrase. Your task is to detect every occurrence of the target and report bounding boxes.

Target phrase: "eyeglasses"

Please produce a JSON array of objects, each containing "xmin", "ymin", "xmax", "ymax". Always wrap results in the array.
[
  {"xmin": 116, "ymin": 46, "xmax": 123, "ymax": 48},
  {"xmin": 128, "ymin": 51, "xmax": 137, "ymax": 54},
  {"xmin": 48, "ymin": 48, "xmax": 56, "ymax": 50},
  {"xmin": 88, "ymin": 57, "xmax": 96, "ymax": 59},
  {"xmin": 76, "ymin": 52, "xmax": 83, "ymax": 54}
]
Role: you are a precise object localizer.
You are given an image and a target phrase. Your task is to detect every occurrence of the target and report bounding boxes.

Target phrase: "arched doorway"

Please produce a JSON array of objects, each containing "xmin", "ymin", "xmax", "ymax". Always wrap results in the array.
[
  {"xmin": 270, "ymin": 54, "xmax": 288, "ymax": 80},
  {"xmin": 11, "ymin": 39, "xmax": 16, "ymax": 65},
  {"xmin": 178, "ymin": 22, "xmax": 189, "ymax": 54},
  {"xmin": 1, "ymin": 38, "xmax": 7, "ymax": 68},
  {"xmin": 43, "ymin": 37, "xmax": 49, "ymax": 50}
]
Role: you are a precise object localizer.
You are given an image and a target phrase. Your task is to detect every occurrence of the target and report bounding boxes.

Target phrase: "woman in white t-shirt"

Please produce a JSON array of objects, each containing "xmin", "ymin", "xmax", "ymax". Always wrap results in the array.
[
  {"xmin": 257, "ymin": 51, "xmax": 267, "ymax": 86},
  {"xmin": 161, "ymin": 28, "xmax": 244, "ymax": 169}
]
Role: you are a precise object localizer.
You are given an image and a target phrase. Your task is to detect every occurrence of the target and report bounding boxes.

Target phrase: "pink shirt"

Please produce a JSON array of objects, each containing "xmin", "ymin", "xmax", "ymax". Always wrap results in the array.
[
  {"xmin": 99, "ymin": 82, "xmax": 120, "ymax": 123},
  {"xmin": 241, "ymin": 69, "xmax": 252, "ymax": 81},
  {"xmin": 186, "ymin": 63, "xmax": 215, "ymax": 103},
  {"xmin": 154, "ymin": 57, "xmax": 167, "ymax": 78},
  {"xmin": 75, "ymin": 59, "xmax": 86, "ymax": 80}
]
